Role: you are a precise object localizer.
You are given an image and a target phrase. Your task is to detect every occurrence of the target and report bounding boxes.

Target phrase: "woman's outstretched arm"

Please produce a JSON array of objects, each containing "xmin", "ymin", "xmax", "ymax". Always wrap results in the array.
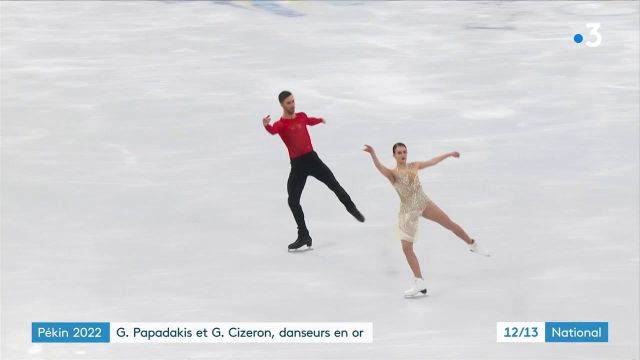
[
  {"xmin": 363, "ymin": 145, "xmax": 395, "ymax": 183},
  {"xmin": 414, "ymin": 151, "xmax": 460, "ymax": 170}
]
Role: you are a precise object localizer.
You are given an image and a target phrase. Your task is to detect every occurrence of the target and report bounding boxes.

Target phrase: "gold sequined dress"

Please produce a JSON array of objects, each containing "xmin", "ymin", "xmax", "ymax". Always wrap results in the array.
[{"xmin": 392, "ymin": 168, "xmax": 432, "ymax": 242}]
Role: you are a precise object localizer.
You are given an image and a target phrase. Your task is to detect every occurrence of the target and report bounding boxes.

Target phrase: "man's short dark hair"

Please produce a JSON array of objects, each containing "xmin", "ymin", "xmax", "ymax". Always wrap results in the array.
[{"xmin": 278, "ymin": 90, "xmax": 292, "ymax": 103}]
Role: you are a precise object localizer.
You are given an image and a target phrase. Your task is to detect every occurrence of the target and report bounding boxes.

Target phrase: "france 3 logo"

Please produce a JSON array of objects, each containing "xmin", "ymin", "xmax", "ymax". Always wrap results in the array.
[{"xmin": 574, "ymin": 23, "xmax": 602, "ymax": 47}]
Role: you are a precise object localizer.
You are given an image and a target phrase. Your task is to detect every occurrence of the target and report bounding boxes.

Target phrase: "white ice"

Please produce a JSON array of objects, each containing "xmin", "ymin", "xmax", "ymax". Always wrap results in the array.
[{"xmin": 1, "ymin": 1, "xmax": 639, "ymax": 359}]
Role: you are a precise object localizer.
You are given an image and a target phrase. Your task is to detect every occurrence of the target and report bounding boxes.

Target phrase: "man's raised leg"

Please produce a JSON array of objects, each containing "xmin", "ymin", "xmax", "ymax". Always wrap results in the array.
[{"xmin": 310, "ymin": 156, "xmax": 365, "ymax": 222}]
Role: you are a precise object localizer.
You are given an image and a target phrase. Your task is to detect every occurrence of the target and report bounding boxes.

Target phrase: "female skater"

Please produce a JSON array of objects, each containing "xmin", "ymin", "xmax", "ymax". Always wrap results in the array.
[{"xmin": 363, "ymin": 143, "xmax": 490, "ymax": 297}]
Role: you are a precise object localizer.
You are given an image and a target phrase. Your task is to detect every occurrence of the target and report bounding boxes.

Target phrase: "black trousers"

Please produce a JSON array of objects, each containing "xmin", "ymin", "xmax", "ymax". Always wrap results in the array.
[{"xmin": 287, "ymin": 151, "xmax": 356, "ymax": 237}]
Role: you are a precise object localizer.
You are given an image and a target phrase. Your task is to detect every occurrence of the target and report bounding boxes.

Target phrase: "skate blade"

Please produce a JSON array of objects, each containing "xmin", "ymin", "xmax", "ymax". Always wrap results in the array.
[
  {"xmin": 470, "ymin": 249, "xmax": 491, "ymax": 257},
  {"xmin": 288, "ymin": 246, "xmax": 313, "ymax": 253},
  {"xmin": 404, "ymin": 289, "xmax": 427, "ymax": 298}
]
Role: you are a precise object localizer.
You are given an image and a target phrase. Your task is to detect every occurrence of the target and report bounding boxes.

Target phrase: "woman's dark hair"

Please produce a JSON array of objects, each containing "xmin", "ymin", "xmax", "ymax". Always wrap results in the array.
[
  {"xmin": 393, "ymin": 142, "xmax": 407, "ymax": 154},
  {"xmin": 278, "ymin": 90, "xmax": 292, "ymax": 103}
]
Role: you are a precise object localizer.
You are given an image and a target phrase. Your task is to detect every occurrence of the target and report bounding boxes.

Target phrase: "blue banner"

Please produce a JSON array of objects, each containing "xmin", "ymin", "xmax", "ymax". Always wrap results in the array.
[
  {"xmin": 545, "ymin": 322, "xmax": 608, "ymax": 343},
  {"xmin": 32, "ymin": 322, "xmax": 110, "ymax": 343}
]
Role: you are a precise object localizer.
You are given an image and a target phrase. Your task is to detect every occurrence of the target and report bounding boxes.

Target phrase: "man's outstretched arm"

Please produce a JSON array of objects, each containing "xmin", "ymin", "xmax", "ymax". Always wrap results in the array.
[
  {"xmin": 304, "ymin": 112, "xmax": 325, "ymax": 126},
  {"xmin": 263, "ymin": 114, "xmax": 281, "ymax": 134}
]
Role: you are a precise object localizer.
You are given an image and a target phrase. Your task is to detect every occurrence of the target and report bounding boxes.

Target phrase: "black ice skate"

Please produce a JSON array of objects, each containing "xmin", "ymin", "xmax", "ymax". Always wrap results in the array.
[
  {"xmin": 348, "ymin": 206, "xmax": 365, "ymax": 223},
  {"xmin": 288, "ymin": 234, "xmax": 313, "ymax": 252}
]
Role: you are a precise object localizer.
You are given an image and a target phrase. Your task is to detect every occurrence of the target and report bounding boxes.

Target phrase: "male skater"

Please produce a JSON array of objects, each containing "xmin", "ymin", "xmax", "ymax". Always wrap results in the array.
[{"xmin": 263, "ymin": 91, "xmax": 365, "ymax": 251}]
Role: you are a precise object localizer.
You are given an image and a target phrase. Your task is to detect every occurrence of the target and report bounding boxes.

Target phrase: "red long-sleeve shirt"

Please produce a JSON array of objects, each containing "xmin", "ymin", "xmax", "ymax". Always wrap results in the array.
[{"xmin": 264, "ymin": 112, "xmax": 323, "ymax": 159}]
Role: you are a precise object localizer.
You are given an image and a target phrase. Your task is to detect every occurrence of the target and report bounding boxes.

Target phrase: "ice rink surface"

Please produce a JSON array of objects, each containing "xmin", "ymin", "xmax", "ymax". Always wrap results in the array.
[{"xmin": 1, "ymin": 1, "xmax": 639, "ymax": 359}]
